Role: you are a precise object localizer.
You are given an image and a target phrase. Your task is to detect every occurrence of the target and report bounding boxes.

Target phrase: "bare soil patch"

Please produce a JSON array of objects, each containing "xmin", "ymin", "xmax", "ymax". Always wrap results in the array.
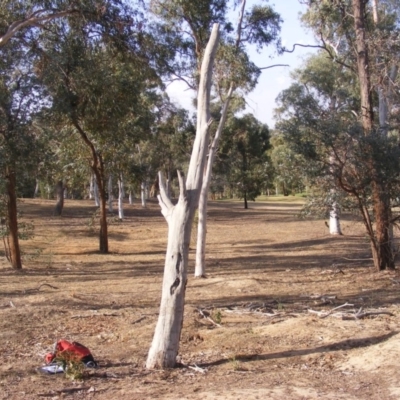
[{"xmin": 1, "ymin": 198, "xmax": 400, "ymax": 399}]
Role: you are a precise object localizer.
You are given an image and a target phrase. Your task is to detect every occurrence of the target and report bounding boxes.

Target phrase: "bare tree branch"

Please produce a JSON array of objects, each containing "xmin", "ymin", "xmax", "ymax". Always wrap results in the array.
[
  {"xmin": 258, "ymin": 63, "xmax": 289, "ymax": 70},
  {"xmin": 0, "ymin": 9, "xmax": 79, "ymax": 48}
]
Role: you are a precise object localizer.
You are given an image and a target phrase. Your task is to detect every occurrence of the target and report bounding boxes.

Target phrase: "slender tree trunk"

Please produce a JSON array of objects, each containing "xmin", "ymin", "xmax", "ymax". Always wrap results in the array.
[
  {"xmin": 72, "ymin": 119, "xmax": 108, "ymax": 253},
  {"xmin": 118, "ymin": 174, "xmax": 124, "ymax": 220},
  {"xmin": 166, "ymin": 169, "xmax": 172, "ymax": 198},
  {"xmin": 329, "ymin": 201, "xmax": 342, "ymax": 235},
  {"xmin": 34, "ymin": 179, "xmax": 39, "ymax": 198},
  {"xmin": 141, "ymin": 181, "xmax": 147, "ymax": 208},
  {"xmin": 89, "ymin": 174, "xmax": 94, "ymax": 199},
  {"xmin": 244, "ymin": 191, "xmax": 248, "ymax": 209},
  {"xmin": 194, "ymin": 85, "xmax": 234, "ymax": 277},
  {"xmin": 129, "ymin": 190, "xmax": 133, "ymax": 205},
  {"xmin": 5, "ymin": 167, "xmax": 22, "ymax": 269},
  {"xmin": 54, "ymin": 180, "xmax": 64, "ymax": 216},
  {"xmin": 353, "ymin": 0, "xmax": 393, "ymax": 270},
  {"xmin": 93, "ymin": 177, "xmax": 100, "ymax": 207},
  {"xmin": 95, "ymin": 158, "xmax": 108, "ymax": 253},
  {"xmin": 146, "ymin": 24, "xmax": 219, "ymax": 369},
  {"xmin": 108, "ymin": 175, "xmax": 113, "ymax": 213}
]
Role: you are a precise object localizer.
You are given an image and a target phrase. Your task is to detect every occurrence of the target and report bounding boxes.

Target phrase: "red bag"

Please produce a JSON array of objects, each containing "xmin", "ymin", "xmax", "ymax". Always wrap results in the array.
[{"xmin": 45, "ymin": 340, "xmax": 97, "ymax": 368}]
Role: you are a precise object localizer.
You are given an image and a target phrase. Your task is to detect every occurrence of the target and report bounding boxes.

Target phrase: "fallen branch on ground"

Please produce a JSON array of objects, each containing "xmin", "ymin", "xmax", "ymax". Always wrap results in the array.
[
  {"xmin": 341, "ymin": 308, "xmax": 394, "ymax": 320},
  {"xmin": 132, "ymin": 316, "xmax": 146, "ymax": 324},
  {"xmin": 196, "ymin": 308, "xmax": 221, "ymax": 327},
  {"xmin": 308, "ymin": 304, "xmax": 394, "ymax": 320},
  {"xmin": 23, "ymin": 283, "xmax": 59, "ymax": 293},
  {"xmin": 71, "ymin": 312, "xmax": 119, "ymax": 319},
  {"xmin": 188, "ymin": 364, "xmax": 207, "ymax": 374}
]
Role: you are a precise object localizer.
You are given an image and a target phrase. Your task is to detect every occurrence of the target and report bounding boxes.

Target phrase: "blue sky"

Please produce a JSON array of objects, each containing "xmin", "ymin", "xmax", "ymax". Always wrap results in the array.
[{"xmin": 166, "ymin": 0, "xmax": 318, "ymax": 128}]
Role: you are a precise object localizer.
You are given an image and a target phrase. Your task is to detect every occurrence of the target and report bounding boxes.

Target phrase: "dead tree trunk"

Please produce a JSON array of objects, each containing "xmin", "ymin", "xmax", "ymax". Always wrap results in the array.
[
  {"xmin": 146, "ymin": 23, "xmax": 220, "ymax": 370},
  {"xmin": 195, "ymin": 85, "xmax": 234, "ymax": 278}
]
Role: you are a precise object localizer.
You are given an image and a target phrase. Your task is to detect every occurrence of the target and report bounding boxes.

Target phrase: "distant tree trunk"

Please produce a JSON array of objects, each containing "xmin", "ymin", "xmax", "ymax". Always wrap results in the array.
[
  {"xmin": 108, "ymin": 175, "xmax": 113, "ymax": 213},
  {"xmin": 141, "ymin": 181, "xmax": 146, "ymax": 208},
  {"xmin": 93, "ymin": 177, "xmax": 100, "ymax": 207},
  {"xmin": 54, "ymin": 180, "xmax": 64, "ymax": 216},
  {"xmin": 34, "ymin": 179, "xmax": 39, "ymax": 198},
  {"xmin": 118, "ymin": 174, "xmax": 124, "ymax": 220},
  {"xmin": 146, "ymin": 24, "xmax": 219, "ymax": 370},
  {"xmin": 5, "ymin": 167, "xmax": 22, "ymax": 269},
  {"xmin": 96, "ymin": 158, "xmax": 108, "ymax": 253},
  {"xmin": 329, "ymin": 201, "xmax": 342, "ymax": 235},
  {"xmin": 72, "ymin": 119, "xmax": 108, "ymax": 253},
  {"xmin": 166, "ymin": 169, "xmax": 172, "ymax": 198},
  {"xmin": 244, "ymin": 191, "xmax": 248, "ymax": 209},
  {"xmin": 89, "ymin": 174, "xmax": 94, "ymax": 199},
  {"xmin": 353, "ymin": 0, "xmax": 393, "ymax": 270},
  {"xmin": 128, "ymin": 190, "xmax": 133, "ymax": 205}
]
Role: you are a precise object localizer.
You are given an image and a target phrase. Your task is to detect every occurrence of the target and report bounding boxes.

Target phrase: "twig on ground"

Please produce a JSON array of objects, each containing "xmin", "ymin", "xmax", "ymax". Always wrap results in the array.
[
  {"xmin": 38, "ymin": 387, "xmax": 91, "ymax": 396},
  {"xmin": 309, "ymin": 303, "xmax": 394, "ymax": 320},
  {"xmin": 71, "ymin": 313, "xmax": 119, "ymax": 319},
  {"xmin": 308, "ymin": 302, "xmax": 355, "ymax": 318},
  {"xmin": 188, "ymin": 364, "xmax": 207, "ymax": 374},
  {"xmin": 23, "ymin": 283, "xmax": 59, "ymax": 293},
  {"xmin": 132, "ymin": 316, "xmax": 146, "ymax": 324},
  {"xmin": 341, "ymin": 310, "xmax": 394, "ymax": 320}
]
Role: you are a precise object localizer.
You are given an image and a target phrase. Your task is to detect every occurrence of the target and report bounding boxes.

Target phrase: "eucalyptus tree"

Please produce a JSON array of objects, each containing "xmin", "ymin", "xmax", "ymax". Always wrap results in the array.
[
  {"xmin": 150, "ymin": 0, "xmax": 282, "ymax": 277},
  {"xmin": 217, "ymin": 114, "xmax": 270, "ymax": 208},
  {"xmin": 146, "ymin": 23, "xmax": 220, "ymax": 370},
  {"xmin": 0, "ymin": 28, "xmax": 45, "ymax": 269},
  {"xmin": 298, "ymin": 0, "xmax": 400, "ymax": 270},
  {"xmin": 0, "ymin": 0, "xmax": 150, "ymax": 266},
  {"xmin": 269, "ymin": 136, "xmax": 305, "ymax": 197},
  {"xmin": 276, "ymin": 50, "xmax": 400, "ymax": 269},
  {"xmin": 38, "ymin": 5, "xmax": 161, "ymax": 253}
]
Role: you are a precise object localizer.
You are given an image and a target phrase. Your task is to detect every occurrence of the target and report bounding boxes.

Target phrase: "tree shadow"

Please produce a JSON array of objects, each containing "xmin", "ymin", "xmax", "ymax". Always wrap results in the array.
[{"xmin": 198, "ymin": 331, "xmax": 398, "ymax": 368}]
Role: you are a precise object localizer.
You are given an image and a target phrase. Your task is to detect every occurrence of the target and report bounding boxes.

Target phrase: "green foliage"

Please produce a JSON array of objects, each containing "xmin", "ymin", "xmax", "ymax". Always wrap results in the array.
[
  {"xmin": 212, "ymin": 309, "xmax": 222, "ymax": 324},
  {"xmin": 216, "ymin": 113, "xmax": 270, "ymax": 206},
  {"xmin": 55, "ymin": 352, "xmax": 86, "ymax": 381}
]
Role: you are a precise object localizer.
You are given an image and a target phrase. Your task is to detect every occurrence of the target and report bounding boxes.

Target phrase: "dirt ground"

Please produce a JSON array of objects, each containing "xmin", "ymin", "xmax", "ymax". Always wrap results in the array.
[{"xmin": 1, "ymin": 197, "xmax": 400, "ymax": 400}]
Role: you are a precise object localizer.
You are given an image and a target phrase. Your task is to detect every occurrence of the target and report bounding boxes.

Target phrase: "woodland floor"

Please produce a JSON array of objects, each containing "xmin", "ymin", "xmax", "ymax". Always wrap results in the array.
[{"xmin": 1, "ymin": 197, "xmax": 400, "ymax": 400}]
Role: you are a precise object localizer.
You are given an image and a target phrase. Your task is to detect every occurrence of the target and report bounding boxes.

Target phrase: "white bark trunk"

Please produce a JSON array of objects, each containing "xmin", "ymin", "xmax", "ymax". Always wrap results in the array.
[
  {"xmin": 141, "ymin": 181, "xmax": 147, "ymax": 208},
  {"xmin": 34, "ymin": 179, "xmax": 39, "ymax": 198},
  {"xmin": 93, "ymin": 177, "xmax": 100, "ymax": 207},
  {"xmin": 329, "ymin": 200, "xmax": 342, "ymax": 235},
  {"xmin": 108, "ymin": 175, "xmax": 113, "ymax": 213},
  {"xmin": 195, "ymin": 85, "xmax": 234, "ymax": 277},
  {"xmin": 327, "ymin": 94, "xmax": 343, "ymax": 236},
  {"xmin": 167, "ymin": 169, "xmax": 172, "ymax": 198},
  {"xmin": 89, "ymin": 174, "xmax": 94, "ymax": 199},
  {"xmin": 129, "ymin": 190, "xmax": 133, "ymax": 205},
  {"xmin": 146, "ymin": 24, "xmax": 219, "ymax": 370},
  {"xmin": 118, "ymin": 175, "xmax": 124, "ymax": 220}
]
